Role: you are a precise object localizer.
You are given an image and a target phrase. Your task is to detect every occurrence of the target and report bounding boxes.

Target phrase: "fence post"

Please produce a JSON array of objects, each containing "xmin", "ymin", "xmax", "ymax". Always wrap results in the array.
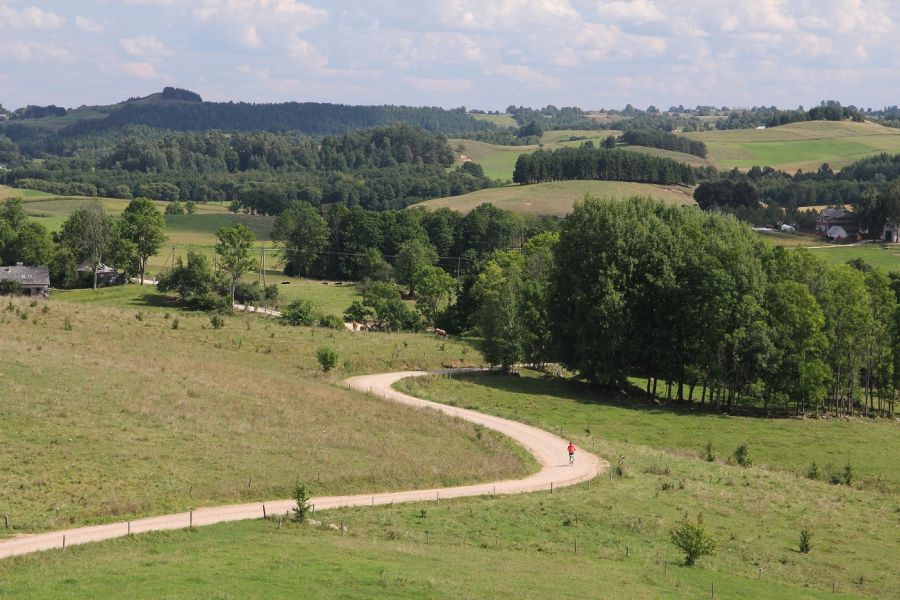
[
  {"xmin": 189, "ymin": 510, "xmax": 193, "ymax": 527},
  {"xmin": 62, "ymin": 535, "xmax": 66, "ymax": 550},
  {"xmin": 550, "ymin": 482, "xmax": 553, "ymax": 494},
  {"xmin": 3, "ymin": 514, "xmax": 7, "ymax": 529},
  {"xmin": 127, "ymin": 521, "xmax": 131, "ymax": 535},
  {"xmin": 263, "ymin": 504, "xmax": 267, "ymax": 519}
]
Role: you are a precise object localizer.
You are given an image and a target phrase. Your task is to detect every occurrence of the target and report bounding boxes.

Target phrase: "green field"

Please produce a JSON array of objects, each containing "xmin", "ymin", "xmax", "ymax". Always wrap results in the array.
[
  {"xmin": 685, "ymin": 121, "xmax": 900, "ymax": 172},
  {"xmin": 2, "ymin": 370, "xmax": 895, "ymax": 599},
  {"xmin": 413, "ymin": 181, "xmax": 695, "ymax": 216},
  {"xmin": 469, "ymin": 113, "xmax": 518, "ymax": 127},
  {"xmin": 0, "ymin": 296, "xmax": 529, "ymax": 537},
  {"xmin": 807, "ymin": 243, "xmax": 900, "ymax": 271}
]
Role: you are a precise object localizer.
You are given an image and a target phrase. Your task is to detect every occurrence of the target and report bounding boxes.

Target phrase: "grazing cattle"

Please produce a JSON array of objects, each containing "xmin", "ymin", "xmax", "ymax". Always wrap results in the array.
[{"xmin": 434, "ymin": 328, "xmax": 448, "ymax": 338}]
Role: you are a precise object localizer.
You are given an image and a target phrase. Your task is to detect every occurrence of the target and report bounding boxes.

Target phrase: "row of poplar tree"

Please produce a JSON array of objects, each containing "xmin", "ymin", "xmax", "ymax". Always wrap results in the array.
[{"xmin": 473, "ymin": 197, "xmax": 898, "ymax": 417}]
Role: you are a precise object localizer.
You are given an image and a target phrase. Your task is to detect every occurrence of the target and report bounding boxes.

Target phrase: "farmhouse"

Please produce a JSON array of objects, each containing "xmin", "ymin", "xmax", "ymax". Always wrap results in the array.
[
  {"xmin": 883, "ymin": 220, "xmax": 900, "ymax": 243},
  {"xmin": 815, "ymin": 207, "xmax": 861, "ymax": 241},
  {"xmin": 0, "ymin": 263, "xmax": 50, "ymax": 297}
]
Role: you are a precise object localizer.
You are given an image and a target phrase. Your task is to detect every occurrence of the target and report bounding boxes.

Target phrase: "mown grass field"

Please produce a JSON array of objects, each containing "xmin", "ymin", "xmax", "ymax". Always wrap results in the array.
[
  {"xmin": 757, "ymin": 231, "xmax": 900, "ymax": 272},
  {"xmin": 413, "ymin": 180, "xmax": 695, "ymax": 216},
  {"xmin": 684, "ymin": 121, "xmax": 900, "ymax": 172},
  {"xmin": 469, "ymin": 113, "xmax": 518, "ymax": 127},
  {"xmin": 0, "ymin": 296, "xmax": 530, "ymax": 537},
  {"xmin": 397, "ymin": 371, "xmax": 899, "ymax": 487},
  {"xmin": 3, "ymin": 373, "xmax": 894, "ymax": 598}
]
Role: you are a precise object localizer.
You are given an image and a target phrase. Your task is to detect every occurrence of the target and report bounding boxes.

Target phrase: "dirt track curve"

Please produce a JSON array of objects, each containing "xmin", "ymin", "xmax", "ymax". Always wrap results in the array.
[{"xmin": 0, "ymin": 369, "xmax": 606, "ymax": 560}]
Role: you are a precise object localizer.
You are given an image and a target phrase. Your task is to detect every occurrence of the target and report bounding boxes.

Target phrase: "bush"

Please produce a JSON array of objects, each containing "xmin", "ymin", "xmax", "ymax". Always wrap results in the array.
[
  {"xmin": 233, "ymin": 281, "xmax": 263, "ymax": 305},
  {"xmin": 171, "ymin": 317, "xmax": 179, "ymax": 330},
  {"xmin": 263, "ymin": 284, "xmax": 279, "ymax": 302},
  {"xmin": 316, "ymin": 346, "xmax": 338, "ymax": 371},
  {"xmin": 209, "ymin": 314, "xmax": 225, "ymax": 329},
  {"xmin": 319, "ymin": 314, "xmax": 345, "ymax": 330},
  {"xmin": 806, "ymin": 462, "xmax": 819, "ymax": 480},
  {"xmin": 799, "ymin": 527, "xmax": 812, "ymax": 554},
  {"xmin": 281, "ymin": 298, "xmax": 319, "ymax": 326},
  {"xmin": 704, "ymin": 441, "xmax": 715, "ymax": 462},
  {"xmin": 733, "ymin": 443, "xmax": 752, "ymax": 467},
  {"xmin": 670, "ymin": 514, "xmax": 717, "ymax": 566},
  {"xmin": 841, "ymin": 462, "xmax": 853, "ymax": 486},
  {"xmin": 0, "ymin": 281, "xmax": 23, "ymax": 296},
  {"xmin": 292, "ymin": 482, "xmax": 311, "ymax": 523},
  {"xmin": 184, "ymin": 201, "xmax": 197, "ymax": 214},
  {"xmin": 164, "ymin": 201, "xmax": 186, "ymax": 216}
]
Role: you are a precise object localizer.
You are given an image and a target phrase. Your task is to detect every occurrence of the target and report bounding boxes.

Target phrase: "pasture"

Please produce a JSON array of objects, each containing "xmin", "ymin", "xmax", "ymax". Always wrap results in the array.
[
  {"xmin": 684, "ymin": 121, "xmax": 900, "ymax": 172},
  {"xmin": 413, "ymin": 180, "xmax": 695, "ymax": 216},
  {"xmin": 468, "ymin": 113, "xmax": 518, "ymax": 127},
  {"xmin": 2, "ymin": 375, "xmax": 895, "ymax": 598},
  {"xmin": 0, "ymin": 297, "xmax": 528, "ymax": 536}
]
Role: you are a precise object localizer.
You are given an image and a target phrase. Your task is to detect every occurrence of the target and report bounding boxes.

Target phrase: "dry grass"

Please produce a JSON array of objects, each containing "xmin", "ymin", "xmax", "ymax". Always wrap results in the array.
[
  {"xmin": 0, "ymin": 297, "xmax": 531, "ymax": 536},
  {"xmin": 413, "ymin": 181, "xmax": 695, "ymax": 216}
]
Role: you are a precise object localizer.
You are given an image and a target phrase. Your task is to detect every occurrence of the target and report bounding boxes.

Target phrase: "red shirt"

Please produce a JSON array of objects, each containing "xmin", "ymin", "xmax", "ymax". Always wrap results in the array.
[{"xmin": 567, "ymin": 444, "xmax": 575, "ymax": 454}]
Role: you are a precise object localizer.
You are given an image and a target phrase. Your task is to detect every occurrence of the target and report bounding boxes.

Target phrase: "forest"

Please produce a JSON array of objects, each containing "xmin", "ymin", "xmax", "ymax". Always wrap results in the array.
[{"xmin": 512, "ymin": 145, "xmax": 704, "ymax": 186}]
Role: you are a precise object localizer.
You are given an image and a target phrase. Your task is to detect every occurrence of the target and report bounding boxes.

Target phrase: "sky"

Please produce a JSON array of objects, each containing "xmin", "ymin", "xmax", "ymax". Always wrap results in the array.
[{"xmin": 2, "ymin": 0, "xmax": 899, "ymax": 111}]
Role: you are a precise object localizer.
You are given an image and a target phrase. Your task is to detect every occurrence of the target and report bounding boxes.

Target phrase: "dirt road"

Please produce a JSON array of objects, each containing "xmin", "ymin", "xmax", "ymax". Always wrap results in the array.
[{"xmin": 0, "ymin": 370, "xmax": 605, "ymax": 559}]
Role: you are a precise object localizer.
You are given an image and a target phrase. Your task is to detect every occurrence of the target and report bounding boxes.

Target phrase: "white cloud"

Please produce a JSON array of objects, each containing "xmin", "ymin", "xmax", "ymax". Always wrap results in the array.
[
  {"xmin": 0, "ymin": 4, "xmax": 65, "ymax": 29},
  {"xmin": 119, "ymin": 61, "xmax": 164, "ymax": 79},
  {"xmin": 490, "ymin": 64, "xmax": 561, "ymax": 88},
  {"xmin": 75, "ymin": 16, "xmax": 104, "ymax": 33},
  {"xmin": 595, "ymin": 0, "xmax": 665, "ymax": 23},
  {"xmin": 404, "ymin": 75, "xmax": 474, "ymax": 93},
  {"xmin": 6, "ymin": 41, "xmax": 74, "ymax": 63},
  {"xmin": 439, "ymin": 0, "xmax": 579, "ymax": 31},
  {"xmin": 119, "ymin": 35, "xmax": 168, "ymax": 58}
]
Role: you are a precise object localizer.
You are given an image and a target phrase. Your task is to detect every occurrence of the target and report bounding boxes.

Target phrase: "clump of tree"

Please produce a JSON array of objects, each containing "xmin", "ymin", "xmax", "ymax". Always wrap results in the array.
[
  {"xmin": 693, "ymin": 179, "xmax": 760, "ymax": 210},
  {"xmin": 620, "ymin": 128, "xmax": 707, "ymax": 158},
  {"xmin": 0, "ymin": 198, "xmax": 54, "ymax": 268},
  {"xmin": 512, "ymin": 146, "xmax": 699, "ymax": 186}
]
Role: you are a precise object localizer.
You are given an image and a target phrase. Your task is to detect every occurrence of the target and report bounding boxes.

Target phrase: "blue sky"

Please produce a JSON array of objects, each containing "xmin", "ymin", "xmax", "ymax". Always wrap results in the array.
[{"xmin": 2, "ymin": 0, "xmax": 899, "ymax": 111}]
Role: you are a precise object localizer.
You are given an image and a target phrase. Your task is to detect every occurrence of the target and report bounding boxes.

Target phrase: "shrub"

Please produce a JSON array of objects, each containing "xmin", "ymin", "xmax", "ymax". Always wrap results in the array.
[
  {"xmin": 670, "ymin": 514, "xmax": 717, "ymax": 566},
  {"xmin": 733, "ymin": 443, "xmax": 752, "ymax": 467},
  {"xmin": 209, "ymin": 314, "xmax": 225, "ymax": 329},
  {"xmin": 317, "ymin": 346, "xmax": 338, "ymax": 371},
  {"xmin": 842, "ymin": 462, "xmax": 853, "ymax": 486},
  {"xmin": 281, "ymin": 298, "xmax": 319, "ymax": 326},
  {"xmin": 806, "ymin": 462, "xmax": 819, "ymax": 480},
  {"xmin": 799, "ymin": 527, "xmax": 812, "ymax": 554},
  {"xmin": 704, "ymin": 441, "xmax": 715, "ymax": 462},
  {"xmin": 292, "ymin": 482, "xmax": 311, "ymax": 523},
  {"xmin": 233, "ymin": 281, "xmax": 263, "ymax": 305},
  {"xmin": 319, "ymin": 314, "xmax": 345, "ymax": 330},
  {"xmin": 171, "ymin": 317, "xmax": 179, "ymax": 330},
  {"xmin": 263, "ymin": 284, "xmax": 279, "ymax": 302},
  {"xmin": 164, "ymin": 200, "xmax": 186, "ymax": 215},
  {"xmin": 0, "ymin": 281, "xmax": 23, "ymax": 296},
  {"xmin": 184, "ymin": 201, "xmax": 197, "ymax": 214}
]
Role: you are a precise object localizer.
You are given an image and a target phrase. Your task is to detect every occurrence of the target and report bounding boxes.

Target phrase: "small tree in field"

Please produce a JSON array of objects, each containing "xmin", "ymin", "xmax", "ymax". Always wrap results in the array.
[
  {"xmin": 215, "ymin": 224, "xmax": 256, "ymax": 312},
  {"xmin": 670, "ymin": 513, "xmax": 717, "ymax": 566},
  {"xmin": 292, "ymin": 482, "xmax": 311, "ymax": 522},
  {"xmin": 799, "ymin": 527, "xmax": 812, "ymax": 554},
  {"xmin": 317, "ymin": 346, "xmax": 338, "ymax": 371}
]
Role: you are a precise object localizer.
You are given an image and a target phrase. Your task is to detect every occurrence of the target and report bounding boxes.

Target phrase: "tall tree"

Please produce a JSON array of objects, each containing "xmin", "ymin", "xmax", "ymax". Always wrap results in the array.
[
  {"xmin": 57, "ymin": 203, "xmax": 113, "ymax": 290},
  {"xmin": 120, "ymin": 197, "xmax": 167, "ymax": 285},
  {"xmin": 215, "ymin": 224, "xmax": 257, "ymax": 311},
  {"xmin": 271, "ymin": 201, "xmax": 329, "ymax": 277},
  {"xmin": 473, "ymin": 253, "xmax": 523, "ymax": 372},
  {"xmin": 396, "ymin": 239, "xmax": 439, "ymax": 295},
  {"xmin": 413, "ymin": 264, "xmax": 455, "ymax": 326}
]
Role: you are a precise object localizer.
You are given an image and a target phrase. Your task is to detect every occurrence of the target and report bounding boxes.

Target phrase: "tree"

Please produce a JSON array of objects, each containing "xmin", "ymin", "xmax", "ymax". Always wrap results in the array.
[
  {"xmin": 396, "ymin": 239, "xmax": 439, "ymax": 295},
  {"xmin": 361, "ymin": 282, "xmax": 420, "ymax": 331},
  {"xmin": 57, "ymin": 203, "xmax": 114, "ymax": 290},
  {"xmin": 120, "ymin": 197, "xmax": 167, "ymax": 285},
  {"xmin": 271, "ymin": 201, "xmax": 329, "ymax": 277},
  {"xmin": 519, "ymin": 232, "xmax": 557, "ymax": 366},
  {"xmin": 0, "ymin": 197, "xmax": 26, "ymax": 230},
  {"xmin": 215, "ymin": 224, "xmax": 257, "ymax": 311},
  {"xmin": 670, "ymin": 514, "xmax": 717, "ymax": 566},
  {"xmin": 156, "ymin": 249, "xmax": 215, "ymax": 303},
  {"xmin": 413, "ymin": 264, "xmax": 455, "ymax": 326},
  {"xmin": 473, "ymin": 256, "xmax": 523, "ymax": 372}
]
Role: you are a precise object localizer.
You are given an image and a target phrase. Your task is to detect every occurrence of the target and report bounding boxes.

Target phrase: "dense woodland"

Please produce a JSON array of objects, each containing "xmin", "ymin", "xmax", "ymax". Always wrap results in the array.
[
  {"xmin": 619, "ymin": 128, "xmax": 707, "ymax": 157},
  {"xmin": 1, "ymin": 125, "xmax": 493, "ymax": 212},
  {"xmin": 512, "ymin": 145, "xmax": 704, "ymax": 186},
  {"xmin": 478, "ymin": 198, "xmax": 898, "ymax": 418}
]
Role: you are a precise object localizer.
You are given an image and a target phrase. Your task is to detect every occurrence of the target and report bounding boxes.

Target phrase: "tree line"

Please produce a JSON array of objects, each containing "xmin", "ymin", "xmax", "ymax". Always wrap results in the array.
[
  {"xmin": 619, "ymin": 128, "xmax": 708, "ymax": 158},
  {"xmin": 0, "ymin": 125, "xmax": 494, "ymax": 212},
  {"xmin": 471, "ymin": 197, "xmax": 898, "ymax": 418},
  {"xmin": 512, "ymin": 145, "xmax": 703, "ymax": 186}
]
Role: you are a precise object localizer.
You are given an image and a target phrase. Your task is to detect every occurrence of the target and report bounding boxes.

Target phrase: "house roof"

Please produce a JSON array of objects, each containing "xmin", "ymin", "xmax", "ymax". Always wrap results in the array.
[
  {"xmin": 0, "ymin": 265, "xmax": 50, "ymax": 287},
  {"xmin": 817, "ymin": 207, "xmax": 856, "ymax": 221}
]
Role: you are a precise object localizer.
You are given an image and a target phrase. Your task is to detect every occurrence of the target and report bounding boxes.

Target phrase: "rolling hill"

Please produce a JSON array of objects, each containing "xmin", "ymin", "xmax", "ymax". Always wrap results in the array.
[
  {"xmin": 684, "ymin": 120, "xmax": 900, "ymax": 172},
  {"xmin": 413, "ymin": 180, "xmax": 695, "ymax": 216}
]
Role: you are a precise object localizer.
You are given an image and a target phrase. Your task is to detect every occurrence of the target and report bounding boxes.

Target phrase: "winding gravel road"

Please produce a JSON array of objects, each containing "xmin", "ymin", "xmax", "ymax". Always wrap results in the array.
[{"xmin": 0, "ymin": 369, "xmax": 605, "ymax": 560}]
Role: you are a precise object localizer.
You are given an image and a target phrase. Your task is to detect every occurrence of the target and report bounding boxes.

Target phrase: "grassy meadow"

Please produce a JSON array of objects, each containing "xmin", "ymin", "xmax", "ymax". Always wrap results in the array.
[
  {"xmin": 685, "ymin": 120, "xmax": 900, "ymax": 172},
  {"xmin": 0, "ymin": 296, "xmax": 534, "ymax": 537},
  {"xmin": 414, "ymin": 180, "xmax": 695, "ymax": 216},
  {"xmin": 2, "ymin": 377, "xmax": 895, "ymax": 598}
]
